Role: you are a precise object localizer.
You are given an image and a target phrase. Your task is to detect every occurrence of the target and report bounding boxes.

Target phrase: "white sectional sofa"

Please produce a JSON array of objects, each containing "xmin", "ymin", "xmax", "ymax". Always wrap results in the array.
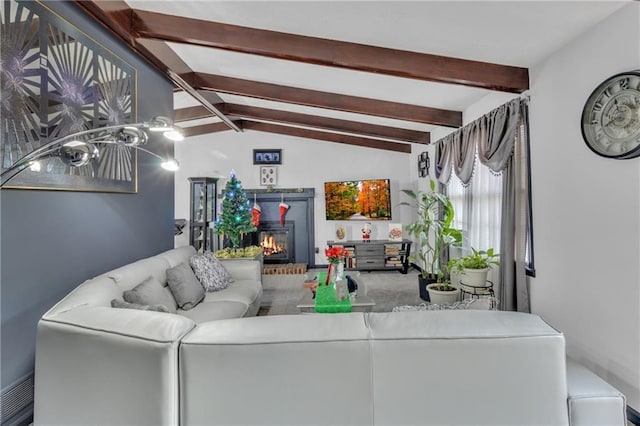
[
  {"xmin": 34, "ymin": 247, "xmax": 626, "ymax": 426},
  {"xmin": 34, "ymin": 245, "xmax": 262, "ymax": 425}
]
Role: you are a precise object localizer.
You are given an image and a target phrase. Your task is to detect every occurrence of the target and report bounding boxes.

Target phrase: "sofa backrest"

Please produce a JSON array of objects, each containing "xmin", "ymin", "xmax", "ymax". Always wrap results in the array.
[
  {"xmin": 43, "ymin": 246, "xmax": 197, "ymax": 318},
  {"xmin": 179, "ymin": 310, "xmax": 569, "ymax": 426},
  {"xmin": 368, "ymin": 310, "xmax": 569, "ymax": 425},
  {"xmin": 179, "ymin": 313, "xmax": 374, "ymax": 426}
]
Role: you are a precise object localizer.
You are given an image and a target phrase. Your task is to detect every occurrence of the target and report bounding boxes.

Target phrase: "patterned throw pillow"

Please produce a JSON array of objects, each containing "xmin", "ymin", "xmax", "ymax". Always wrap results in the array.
[{"xmin": 189, "ymin": 252, "xmax": 233, "ymax": 292}]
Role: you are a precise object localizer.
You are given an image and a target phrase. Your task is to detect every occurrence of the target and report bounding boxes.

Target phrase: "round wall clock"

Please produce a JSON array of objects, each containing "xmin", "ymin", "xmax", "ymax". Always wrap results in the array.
[{"xmin": 581, "ymin": 70, "xmax": 640, "ymax": 159}]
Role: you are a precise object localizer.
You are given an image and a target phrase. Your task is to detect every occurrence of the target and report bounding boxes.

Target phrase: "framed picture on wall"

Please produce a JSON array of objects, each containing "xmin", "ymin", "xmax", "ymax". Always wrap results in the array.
[
  {"xmin": 260, "ymin": 166, "xmax": 277, "ymax": 186},
  {"xmin": 253, "ymin": 149, "xmax": 282, "ymax": 165}
]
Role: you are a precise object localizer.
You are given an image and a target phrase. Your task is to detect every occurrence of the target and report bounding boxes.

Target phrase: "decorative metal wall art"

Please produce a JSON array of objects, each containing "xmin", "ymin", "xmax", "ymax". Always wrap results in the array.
[
  {"xmin": 418, "ymin": 151, "xmax": 430, "ymax": 177},
  {"xmin": 1, "ymin": 0, "xmax": 138, "ymax": 192}
]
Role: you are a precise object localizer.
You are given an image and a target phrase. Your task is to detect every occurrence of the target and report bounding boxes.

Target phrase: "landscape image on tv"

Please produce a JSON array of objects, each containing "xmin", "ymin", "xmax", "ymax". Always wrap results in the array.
[{"xmin": 325, "ymin": 179, "xmax": 392, "ymax": 220}]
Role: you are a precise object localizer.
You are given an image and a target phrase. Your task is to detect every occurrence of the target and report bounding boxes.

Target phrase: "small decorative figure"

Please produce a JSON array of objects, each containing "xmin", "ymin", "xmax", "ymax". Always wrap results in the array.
[{"xmin": 361, "ymin": 222, "xmax": 372, "ymax": 242}]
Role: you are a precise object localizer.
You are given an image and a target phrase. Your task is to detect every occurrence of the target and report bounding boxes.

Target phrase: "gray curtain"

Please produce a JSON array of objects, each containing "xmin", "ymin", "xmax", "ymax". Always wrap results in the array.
[{"xmin": 435, "ymin": 98, "xmax": 531, "ymax": 312}]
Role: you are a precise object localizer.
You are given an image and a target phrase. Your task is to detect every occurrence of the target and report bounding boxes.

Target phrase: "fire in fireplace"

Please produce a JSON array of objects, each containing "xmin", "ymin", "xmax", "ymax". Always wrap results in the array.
[
  {"xmin": 260, "ymin": 231, "xmax": 287, "ymax": 257},
  {"xmin": 254, "ymin": 222, "xmax": 295, "ymax": 263}
]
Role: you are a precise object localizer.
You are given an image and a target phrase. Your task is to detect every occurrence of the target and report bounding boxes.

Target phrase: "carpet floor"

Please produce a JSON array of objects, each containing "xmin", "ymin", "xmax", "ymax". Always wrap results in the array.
[{"xmin": 257, "ymin": 268, "xmax": 426, "ymax": 316}]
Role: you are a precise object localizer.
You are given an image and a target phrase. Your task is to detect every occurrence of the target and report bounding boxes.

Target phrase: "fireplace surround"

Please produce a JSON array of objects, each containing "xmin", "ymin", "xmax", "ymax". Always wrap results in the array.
[{"xmin": 221, "ymin": 188, "xmax": 316, "ymax": 267}]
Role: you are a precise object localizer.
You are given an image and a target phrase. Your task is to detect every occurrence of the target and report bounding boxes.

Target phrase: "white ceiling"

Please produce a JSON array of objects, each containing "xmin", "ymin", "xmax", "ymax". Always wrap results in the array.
[{"xmin": 125, "ymin": 1, "xmax": 629, "ymax": 138}]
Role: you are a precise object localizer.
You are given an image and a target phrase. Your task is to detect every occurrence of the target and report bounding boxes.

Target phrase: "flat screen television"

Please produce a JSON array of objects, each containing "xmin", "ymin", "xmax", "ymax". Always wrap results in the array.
[{"xmin": 324, "ymin": 178, "xmax": 392, "ymax": 220}]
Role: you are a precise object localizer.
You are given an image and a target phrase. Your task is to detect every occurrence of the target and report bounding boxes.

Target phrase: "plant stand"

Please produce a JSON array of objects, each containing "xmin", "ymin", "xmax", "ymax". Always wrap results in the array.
[{"xmin": 460, "ymin": 280, "xmax": 498, "ymax": 309}]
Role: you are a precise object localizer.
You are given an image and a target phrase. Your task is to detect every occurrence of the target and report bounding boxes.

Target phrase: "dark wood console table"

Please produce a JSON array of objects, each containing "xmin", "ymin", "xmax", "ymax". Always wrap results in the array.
[{"xmin": 327, "ymin": 239, "xmax": 412, "ymax": 274}]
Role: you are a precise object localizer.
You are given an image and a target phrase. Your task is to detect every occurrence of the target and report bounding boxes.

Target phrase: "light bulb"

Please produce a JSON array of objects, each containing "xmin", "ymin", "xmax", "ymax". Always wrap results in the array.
[
  {"xmin": 161, "ymin": 158, "xmax": 179, "ymax": 171},
  {"xmin": 163, "ymin": 129, "xmax": 184, "ymax": 142}
]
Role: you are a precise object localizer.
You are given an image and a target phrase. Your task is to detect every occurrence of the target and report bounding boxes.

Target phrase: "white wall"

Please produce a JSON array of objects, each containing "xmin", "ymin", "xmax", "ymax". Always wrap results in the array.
[
  {"xmin": 175, "ymin": 130, "xmax": 418, "ymax": 264},
  {"xmin": 529, "ymin": 3, "xmax": 640, "ymax": 409}
]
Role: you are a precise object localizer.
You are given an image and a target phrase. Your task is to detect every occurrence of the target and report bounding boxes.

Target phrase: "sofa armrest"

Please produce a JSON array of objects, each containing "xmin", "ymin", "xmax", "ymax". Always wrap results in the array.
[
  {"xmin": 219, "ymin": 259, "xmax": 261, "ymax": 282},
  {"xmin": 35, "ymin": 307, "xmax": 195, "ymax": 425},
  {"xmin": 566, "ymin": 359, "xmax": 627, "ymax": 426},
  {"xmin": 42, "ymin": 305, "xmax": 195, "ymax": 342}
]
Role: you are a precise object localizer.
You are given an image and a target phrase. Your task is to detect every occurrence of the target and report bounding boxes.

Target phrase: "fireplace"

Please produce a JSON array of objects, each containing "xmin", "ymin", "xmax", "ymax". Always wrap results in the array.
[
  {"xmin": 256, "ymin": 222, "xmax": 295, "ymax": 263},
  {"xmin": 220, "ymin": 188, "xmax": 316, "ymax": 267}
]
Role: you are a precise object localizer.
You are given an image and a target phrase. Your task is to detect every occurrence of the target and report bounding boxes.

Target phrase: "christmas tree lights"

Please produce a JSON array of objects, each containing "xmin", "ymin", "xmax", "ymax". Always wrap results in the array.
[{"xmin": 215, "ymin": 170, "xmax": 256, "ymax": 248}]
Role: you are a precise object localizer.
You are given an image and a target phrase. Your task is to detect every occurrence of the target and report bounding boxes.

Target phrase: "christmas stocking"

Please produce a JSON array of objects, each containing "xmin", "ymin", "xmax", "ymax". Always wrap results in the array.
[
  {"xmin": 251, "ymin": 203, "xmax": 261, "ymax": 227},
  {"xmin": 279, "ymin": 202, "xmax": 289, "ymax": 226}
]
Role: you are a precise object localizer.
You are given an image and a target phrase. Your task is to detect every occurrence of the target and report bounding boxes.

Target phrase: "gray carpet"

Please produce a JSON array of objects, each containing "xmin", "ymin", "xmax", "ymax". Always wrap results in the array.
[{"xmin": 258, "ymin": 268, "xmax": 426, "ymax": 316}]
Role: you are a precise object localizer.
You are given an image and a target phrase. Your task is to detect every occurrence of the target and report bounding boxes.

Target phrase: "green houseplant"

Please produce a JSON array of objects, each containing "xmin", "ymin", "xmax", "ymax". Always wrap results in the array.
[
  {"xmin": 400, "ymin": 179, "xmax": 462, "ymax": 301},
  {"xmin": 450, "ymin": 247, "xmax": 500, "ymax": 288}
]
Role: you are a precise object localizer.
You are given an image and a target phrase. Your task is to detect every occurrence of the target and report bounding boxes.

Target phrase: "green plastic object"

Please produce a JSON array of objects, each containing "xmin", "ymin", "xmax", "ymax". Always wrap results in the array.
[{"xmin": 314, "ymin": 270, "xmax": 351, "ymax": 313}]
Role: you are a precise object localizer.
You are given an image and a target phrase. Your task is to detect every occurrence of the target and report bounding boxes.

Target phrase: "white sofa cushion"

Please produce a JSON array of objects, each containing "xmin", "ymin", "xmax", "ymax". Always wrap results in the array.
[
  {"xmin": 104, "ymin": 256, "xmax": 171, "ymax": 291},
  {"xmin": 200, "ymin": 279, "xmax": 261, "ymax": 306},
  {"xmin": 44, "ymin": 276, "xmax": 121, "ymax": 317},
  {"xmin": 178, "ymin": 301, "xmax": 249, "ymax": 323},
  {"xmin": 566, "ymin": 359, "xmax": 627, "ymax": 426},
  {"xmin": 154, "ymin": 245, "xmax": 197, "ymax": 268}
]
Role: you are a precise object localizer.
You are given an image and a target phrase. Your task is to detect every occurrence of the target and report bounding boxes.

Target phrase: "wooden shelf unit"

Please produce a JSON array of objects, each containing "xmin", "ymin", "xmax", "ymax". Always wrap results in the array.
[{"xmin": 327, "ymin": 239, "xmax": 412, "ymax": 274}]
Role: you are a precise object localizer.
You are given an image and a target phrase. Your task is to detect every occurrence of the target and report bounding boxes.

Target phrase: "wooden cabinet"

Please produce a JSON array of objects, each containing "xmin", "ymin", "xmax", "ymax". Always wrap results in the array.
[
  {"xmin": 189, "ymin": 177, "xmax": 218, "ymax": 253},
  {"xmin": 327, "ymin": 239, "xmax": 412, "ymax": 274}
]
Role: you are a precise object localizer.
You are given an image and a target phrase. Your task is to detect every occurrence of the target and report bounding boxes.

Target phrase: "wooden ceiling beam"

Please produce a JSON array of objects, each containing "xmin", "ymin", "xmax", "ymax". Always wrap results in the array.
[
  {"xmin": 193, "ymin": 73, "xmax": 461, "ymax": 128},
  {"xmin": 242, "ymin": 121, "xmax": 412, "ymax": 153},
  {"xmin": 174, "ymin": 104, "xmax": 429, "ymax": 144},
  {"xmin": 174, "ymin": 105, "xmax": 213, "ymax": 122},
  {"xmin": 222, "ymin": 104, "xmax": 430, "ymax": 144},
  {"xmin": 131, "ymin": 9, "xmax": 529, "ymax": 93},
  {"xmin": 181, "ymin": 121, "xmax": 237, "ymax": 138}
]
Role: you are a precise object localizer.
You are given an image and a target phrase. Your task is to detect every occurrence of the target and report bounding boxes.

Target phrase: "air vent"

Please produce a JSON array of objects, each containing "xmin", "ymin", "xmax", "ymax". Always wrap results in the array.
[{"xmin": 1, "ymin": 373, "xmax": 34, "ymax": 423}]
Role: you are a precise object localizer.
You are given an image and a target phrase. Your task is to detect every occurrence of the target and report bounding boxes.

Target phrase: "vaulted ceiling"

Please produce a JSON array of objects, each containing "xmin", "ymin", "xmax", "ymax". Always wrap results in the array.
[{"xmin": 73, "ymin": 1, "xmax": 628, "ymax": 153}]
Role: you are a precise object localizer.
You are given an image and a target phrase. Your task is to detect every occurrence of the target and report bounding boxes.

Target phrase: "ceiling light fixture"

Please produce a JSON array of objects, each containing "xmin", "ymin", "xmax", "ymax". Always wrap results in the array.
[{"xmin": 0, "ymin": 116, "xmax": 182, "ymax": 187}]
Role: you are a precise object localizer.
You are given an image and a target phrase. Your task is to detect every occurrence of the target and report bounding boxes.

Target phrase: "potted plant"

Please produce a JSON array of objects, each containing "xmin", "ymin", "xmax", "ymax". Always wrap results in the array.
[
  {"xmin": 400, "ymin": 179, "xmax": 462, "ymax": 301},
  {"xmin": 450, "ymin": 247, "xmax": 500, "ymax": 288}
]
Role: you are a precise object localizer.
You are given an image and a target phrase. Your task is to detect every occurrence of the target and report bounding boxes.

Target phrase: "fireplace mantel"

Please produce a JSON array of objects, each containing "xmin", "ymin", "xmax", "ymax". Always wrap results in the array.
[{"xmin": 220, "ymin": 188, "xmax": 316, "ymax": 267}]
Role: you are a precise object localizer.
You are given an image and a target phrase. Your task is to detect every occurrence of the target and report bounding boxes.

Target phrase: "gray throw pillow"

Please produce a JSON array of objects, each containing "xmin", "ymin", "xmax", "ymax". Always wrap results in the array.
[
  {"xmin": 166, "ymin": 262, "xmax": 205, "ymax": 310},
  {"xmin": 111, "ymin": 299, "xmax": 169, "ymax": 313},
  {"xmin": 123, "ymin": 276, "xmax": 177, "ymax": 313},
  {"xmin": 189, "ymin": 252, "xmax": 233, "ymax": 292}
]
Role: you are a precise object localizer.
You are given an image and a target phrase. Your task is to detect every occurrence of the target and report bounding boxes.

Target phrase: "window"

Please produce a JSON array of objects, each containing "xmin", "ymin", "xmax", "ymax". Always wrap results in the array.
[{"xmin": 447, "ymin": 162, "xmax": 502, "ymax": 254}]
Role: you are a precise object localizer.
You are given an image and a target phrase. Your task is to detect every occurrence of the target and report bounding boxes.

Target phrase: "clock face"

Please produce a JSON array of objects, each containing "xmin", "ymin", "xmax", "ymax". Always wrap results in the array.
[{"xmin": 581, "ymin": 71, "xmax": 640, "ymax": 159}]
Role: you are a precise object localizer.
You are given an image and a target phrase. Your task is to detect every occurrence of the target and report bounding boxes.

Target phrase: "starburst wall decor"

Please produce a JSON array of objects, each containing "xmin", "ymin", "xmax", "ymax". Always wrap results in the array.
[{"xmin": 0, "ymin": 0, "xmax": 138, "ymax": 192}]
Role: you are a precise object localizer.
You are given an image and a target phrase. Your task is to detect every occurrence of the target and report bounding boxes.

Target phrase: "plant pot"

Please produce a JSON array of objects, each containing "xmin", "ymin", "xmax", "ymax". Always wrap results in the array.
[
  {"xmin": 418, "ymin": 275, "xmax": 438, "ymax": 301},
  {"xmin": 426, "ymin": 283, "xmax": 460, "ymax": 305},
  {"xmin": 460, "ymin": 268, "xmax": 489, "ymax": 287}
]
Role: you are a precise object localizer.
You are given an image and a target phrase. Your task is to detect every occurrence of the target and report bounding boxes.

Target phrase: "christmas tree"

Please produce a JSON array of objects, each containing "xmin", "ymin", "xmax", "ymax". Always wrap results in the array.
[{"xmin": 215, "ymin": 170, "xmax": 256, "ymax": 248}]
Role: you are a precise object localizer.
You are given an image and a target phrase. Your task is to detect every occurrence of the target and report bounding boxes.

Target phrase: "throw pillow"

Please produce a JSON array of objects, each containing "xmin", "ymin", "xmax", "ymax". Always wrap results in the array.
[
  {"xmin": 123, "ymin": 276, "xmax": 178, "ymax": 313},
  {"xmin": 111, "ymin": 299, "xmax": 169, "ymax": 313},
  {"xmin": 166, "ymin": 262, "xmax": 205, "ymax": 310},
  {"xmin": 189, "ymin": 252, "xmax": 233, "ymax": 292}
]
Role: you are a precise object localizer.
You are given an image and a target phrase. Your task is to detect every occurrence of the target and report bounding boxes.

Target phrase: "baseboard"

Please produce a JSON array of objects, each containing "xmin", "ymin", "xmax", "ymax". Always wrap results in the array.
[{"xmin": 628, "ymin": 405, "xmax": 640, "ymax": 425}]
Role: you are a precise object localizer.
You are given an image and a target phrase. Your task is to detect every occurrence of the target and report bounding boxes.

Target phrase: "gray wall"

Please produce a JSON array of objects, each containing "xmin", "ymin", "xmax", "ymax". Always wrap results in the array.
[{"xmin": 0, "ymin": 0, "xmax": 175, "ymax": 394}]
